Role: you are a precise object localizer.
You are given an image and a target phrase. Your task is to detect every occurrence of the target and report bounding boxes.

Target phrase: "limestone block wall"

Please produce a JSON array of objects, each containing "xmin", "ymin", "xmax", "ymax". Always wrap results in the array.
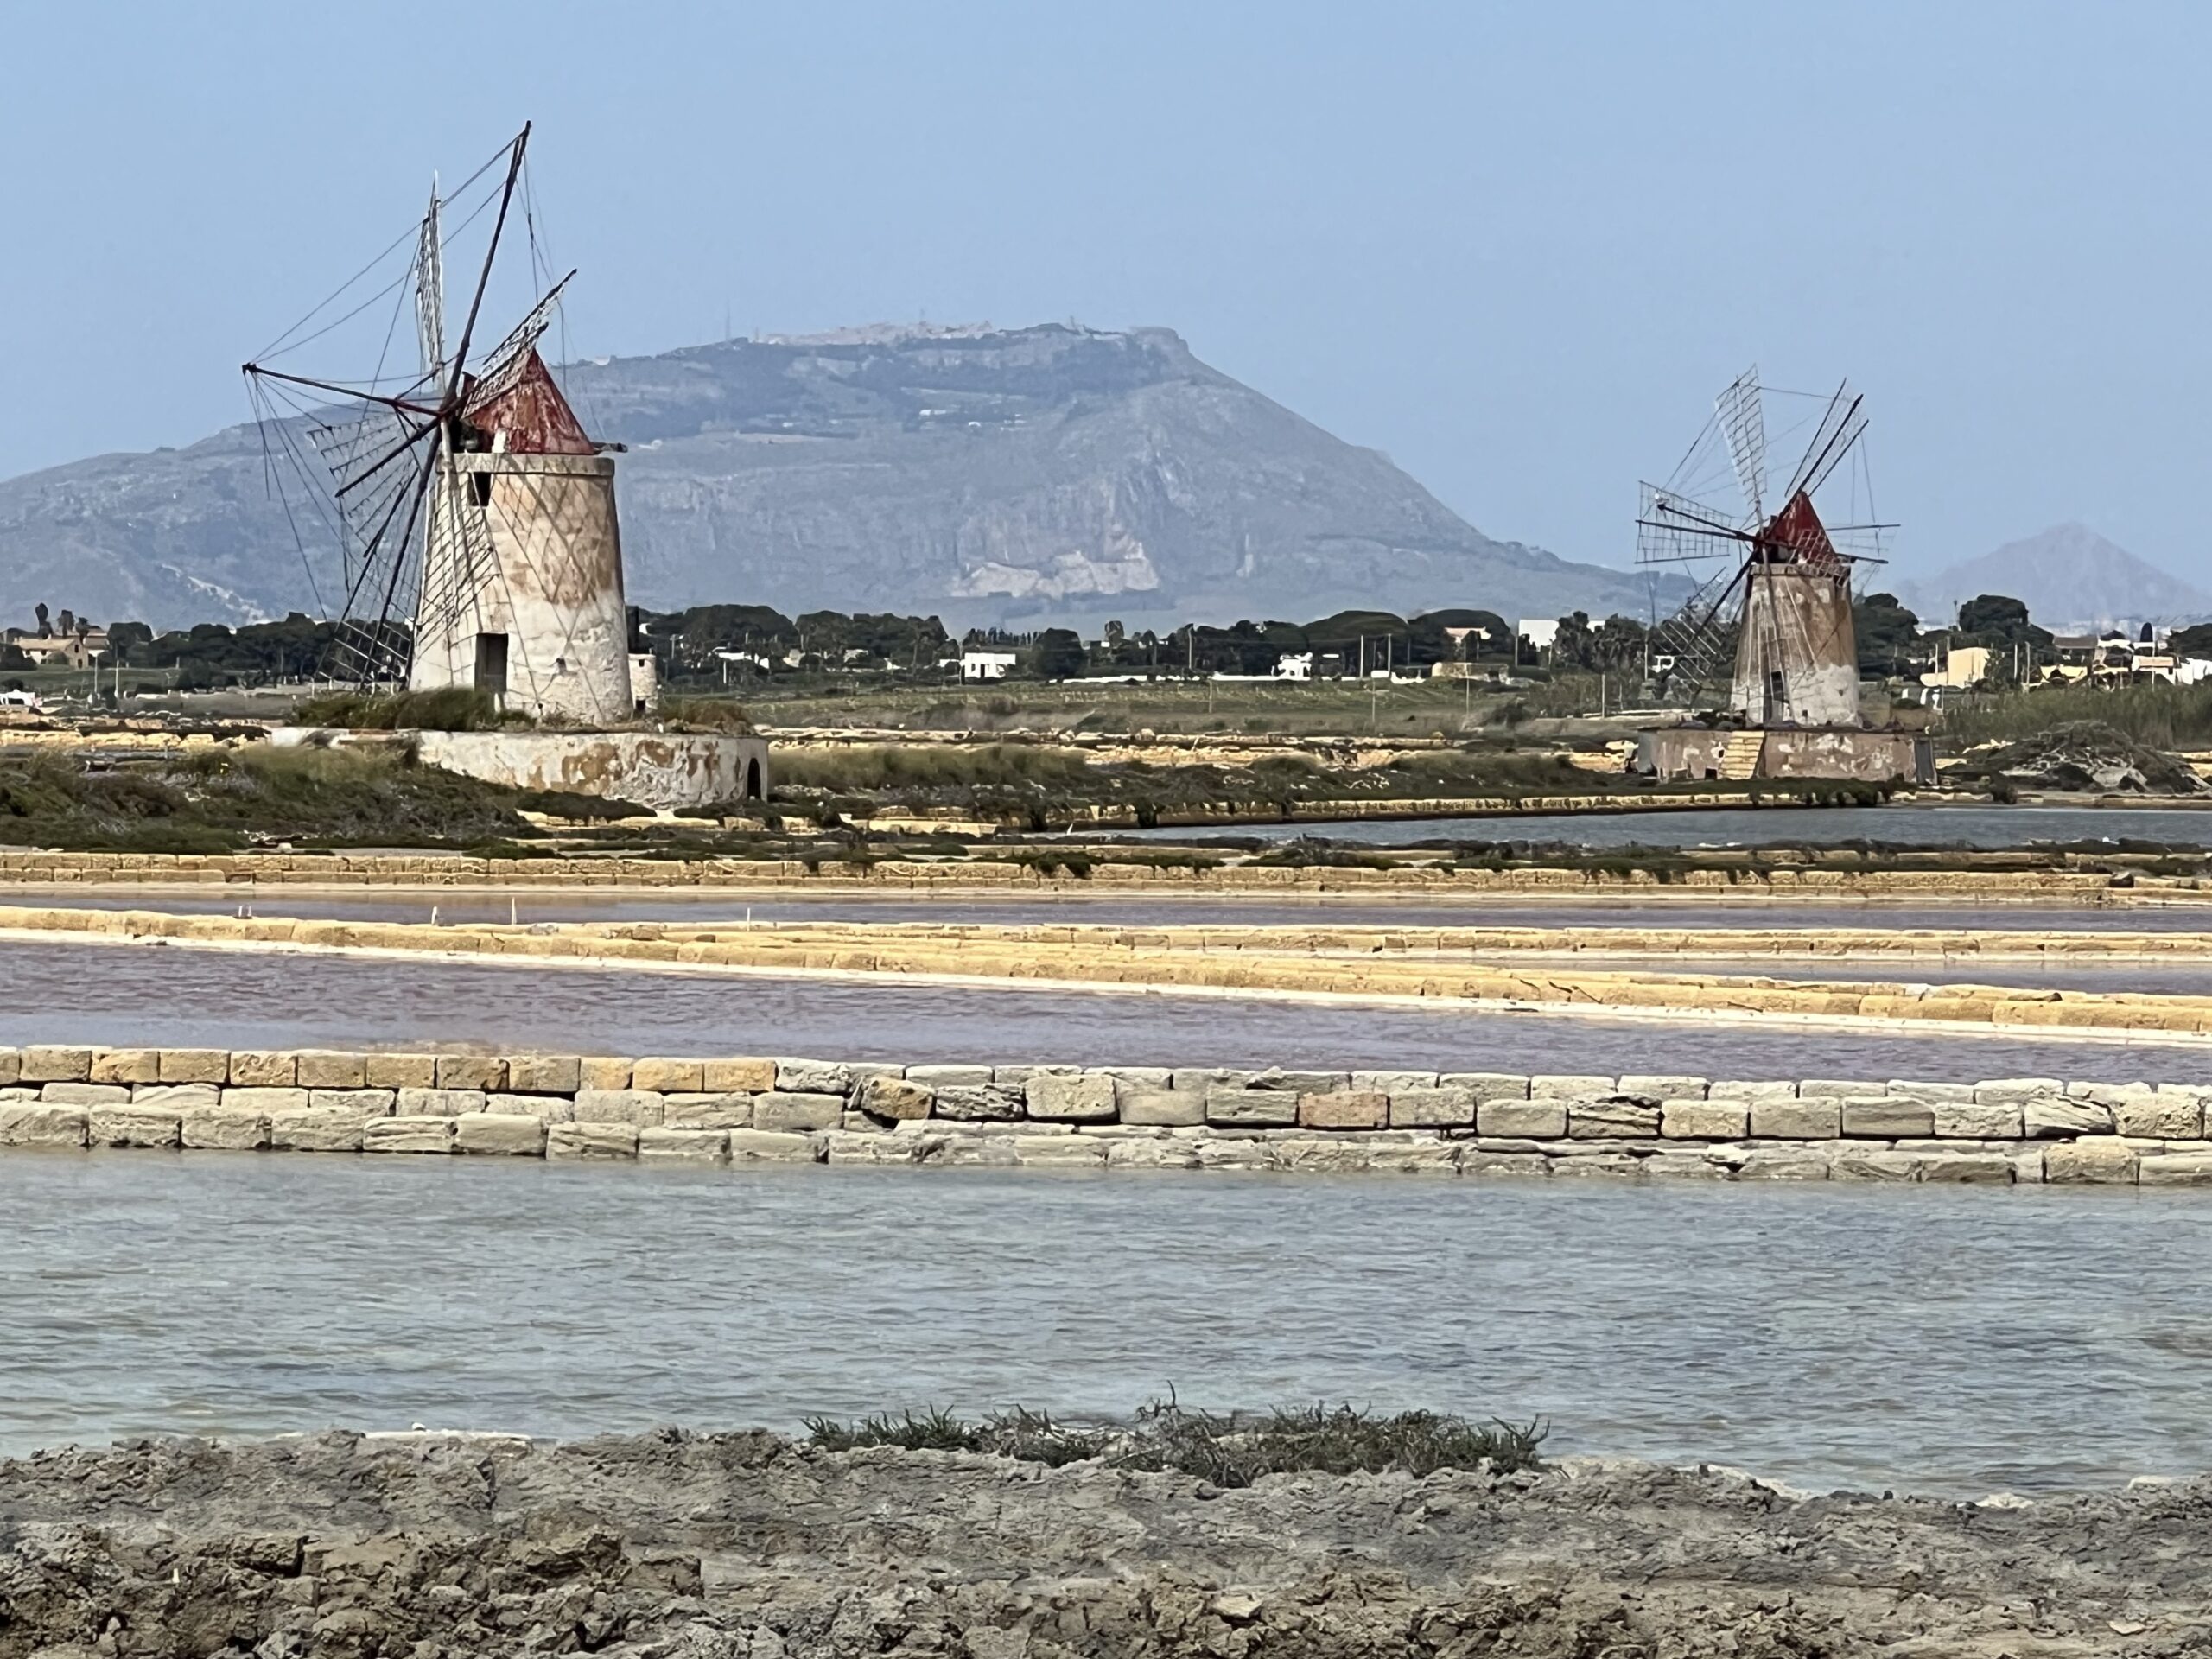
[
  {"xmin": 411, "ymin": 452, "xmax": 632, "ymax": 727},
  {"xmin": 1, "ymin": 1046, "xmax": 2209, "ymax": 1185}
]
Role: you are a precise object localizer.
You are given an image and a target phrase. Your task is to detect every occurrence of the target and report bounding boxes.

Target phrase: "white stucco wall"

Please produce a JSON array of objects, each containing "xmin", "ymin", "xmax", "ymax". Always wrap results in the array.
[
  {"xmin": 410, "ymin": 731, "xmax": 769, "ymax": 810},
  {"xmin": 410, "ymin": 453, "xmax": 634, "ymax": 726}
]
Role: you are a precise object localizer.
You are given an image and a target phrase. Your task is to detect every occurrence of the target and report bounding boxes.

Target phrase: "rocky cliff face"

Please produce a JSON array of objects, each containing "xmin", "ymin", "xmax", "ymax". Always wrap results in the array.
[{"xmin": 0, "ymin": 322, "xmax": 1660, "ymax": 631}]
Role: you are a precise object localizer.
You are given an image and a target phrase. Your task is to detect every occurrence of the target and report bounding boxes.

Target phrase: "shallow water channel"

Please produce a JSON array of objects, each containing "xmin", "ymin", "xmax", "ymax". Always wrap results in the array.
[
  {"xmin": 1125, "ymin": 802, "xmax": 2212, "ymax": 849},
  {"xmin": 5, "ymin": 938, "xmax": 2212, "ymax": 1079},
  {"xmin": 13, "ymin": 887, "xmax": 2212, "ymax": 934},
  {"xmin": 4, "ymin": 1154, "xmax": 2207, "ymax": 1494}
]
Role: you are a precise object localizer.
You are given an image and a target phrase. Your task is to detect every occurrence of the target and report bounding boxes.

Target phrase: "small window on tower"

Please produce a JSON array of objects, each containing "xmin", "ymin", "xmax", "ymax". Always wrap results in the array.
[{"xmin": 468, "ymin": 472, "xmax": 493, "ymax": 509}]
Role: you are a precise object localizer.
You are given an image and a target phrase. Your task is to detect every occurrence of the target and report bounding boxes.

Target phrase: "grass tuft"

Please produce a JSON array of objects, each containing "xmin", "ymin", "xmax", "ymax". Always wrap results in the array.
[
  {"xmin": 804, "ymin": 1397, "xmax": 1546, "ymax": 1485},
  {"xmin": 657, "ymin": 695, "xmax": 756, "ymax": 734},
  {"xmin": 293, "ymin": 686, "xmax": 504, "ymax": 732}
]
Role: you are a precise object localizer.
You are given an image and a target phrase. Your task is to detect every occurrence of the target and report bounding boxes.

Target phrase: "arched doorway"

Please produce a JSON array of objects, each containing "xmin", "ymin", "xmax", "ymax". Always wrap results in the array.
[{"xmin": 745, "ymin": 757, "xmax": 763, "ymax": 800}]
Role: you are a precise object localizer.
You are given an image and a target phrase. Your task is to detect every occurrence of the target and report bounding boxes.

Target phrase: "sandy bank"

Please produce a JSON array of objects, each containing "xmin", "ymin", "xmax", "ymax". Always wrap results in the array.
[
  {"xmin": 0, "ymin": 1430, "xmax": 2199, "ymax": 1656},
  {"xmin": 10, "ymin": 904, "xmax": 2212, "ymax": 1039}
]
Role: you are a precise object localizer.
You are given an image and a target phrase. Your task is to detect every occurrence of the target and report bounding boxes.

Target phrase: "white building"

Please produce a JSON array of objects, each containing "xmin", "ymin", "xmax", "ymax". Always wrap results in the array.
[
  {"xmin": 1272, "ymin": 652, "xmax": 1313, "ymax": 681},
  {"xmin": 961, "ymin": 650, "xmax": 1019, "ymax": 682},
  {"xmin": 1517, "ymin": 619, "xmax": 1560, "ymax": 653}
]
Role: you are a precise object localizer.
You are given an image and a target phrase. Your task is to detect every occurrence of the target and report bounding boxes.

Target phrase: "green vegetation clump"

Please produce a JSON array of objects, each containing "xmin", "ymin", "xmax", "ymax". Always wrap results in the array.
[
  {"xmin": 774, "ymin": 742, "xmax": 1090, "ymax": 793},
  {"xmin": 513, "ymin": 788, "xmax": 652, "ymax": 822},
  {"xmin": 768, "ymin": 739, "xmax": 1660, "ymax": 832},
  {"xmin": 0, "ymin": 746, "xmax": 539, "ymax": 852},
  {"xmin": 177, "ymin": 746, "xmax": 531, "ymax": 843},
  {"xmin": 804, "ymin": 1398, "xmax": 1548, "ymax": 1485},
  {"xmin": 1942, "ymin": 681, "xmax": 2212, "ymax": 753},
  {"xmin": 1005, "ymin": 848, "xmax": 1093, "ymax": 879},
  {"xmin": 1379, "ymin": 749, "xmax": 1596, "ymax": 791},
  {"xmin": 1249, "ymin": 843, "xmax": 1404, "ymax": 870},
  {"xmin": 657, "ymin": 696, "xmax": 756, "ymax": 734},
  {"xmin": 293, "ymin": 686, "xmax": 503, "ymax": 732}
]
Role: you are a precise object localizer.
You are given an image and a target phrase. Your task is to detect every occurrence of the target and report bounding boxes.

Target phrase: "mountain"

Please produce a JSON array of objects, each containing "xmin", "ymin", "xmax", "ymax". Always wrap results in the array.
[
  {"xmin": 0, "ymin": 322, "xmax": 1664, "ymax": 633},
  {"xmin": 1896, "ymin": 524, "xmax": 2212, "ymax": 632}
]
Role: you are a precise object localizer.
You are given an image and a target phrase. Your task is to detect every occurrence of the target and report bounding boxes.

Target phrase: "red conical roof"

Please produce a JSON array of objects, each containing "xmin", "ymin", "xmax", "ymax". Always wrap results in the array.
[
  {"xmin": 1757, "ymin": 490, "xmax": 1844, "ymax": 569},
  {"xmin": 464, "ymin": 347, "xmax": 595, "ymax": 456}
]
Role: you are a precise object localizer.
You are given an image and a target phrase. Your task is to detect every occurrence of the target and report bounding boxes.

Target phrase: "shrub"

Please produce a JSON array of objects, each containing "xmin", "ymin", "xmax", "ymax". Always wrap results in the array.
[
  {"xmin": 1942, "ymin": 680, "xmax": 2212, "ymax": 752},
  {"xmin": 774, "ymin": 743, "xmax": 1090, "ymax": 793},
  {"xmin": 657, "ymin": 695, "xmax": 755, "ymax": 734},
  {"xmin": 293, "ymin": 686, "xmax": 500, "ymax": 732}
]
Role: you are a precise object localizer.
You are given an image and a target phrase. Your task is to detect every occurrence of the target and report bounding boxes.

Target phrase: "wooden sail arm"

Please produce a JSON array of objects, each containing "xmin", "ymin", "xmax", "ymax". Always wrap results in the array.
[{"xmin": 240, "ymin": 364, "xmax": 442, "ymax": 421}]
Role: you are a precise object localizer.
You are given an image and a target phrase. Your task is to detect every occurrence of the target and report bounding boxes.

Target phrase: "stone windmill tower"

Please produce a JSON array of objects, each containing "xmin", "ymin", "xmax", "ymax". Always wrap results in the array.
[
  {"xmin": 1636, "ymin": 369, "xmax": 1891, "ymax": 727},
  {"xmin": 245, "ymin": 124, "xmax": 639, "ymax": 726}
]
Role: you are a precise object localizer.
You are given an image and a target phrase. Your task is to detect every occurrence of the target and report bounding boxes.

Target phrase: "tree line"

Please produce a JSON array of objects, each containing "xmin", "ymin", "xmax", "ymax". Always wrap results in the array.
[{"xmin": 3, "ymin": 588, "xmax": 2126, "ymax": 691}]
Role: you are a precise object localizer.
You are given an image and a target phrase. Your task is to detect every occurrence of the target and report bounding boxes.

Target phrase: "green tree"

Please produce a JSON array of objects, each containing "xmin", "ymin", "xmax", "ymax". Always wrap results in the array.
[
  {"xmin": 1549, "ymin": 611, "xmax": 1594, "ymax": 667},
  {"xmin": 1853, "ymin": 592, "xmax": 1920, "ymax": 675},
  {"xmin": 1951, "ymin": 593, "xmax": 2051, "ymax": 683},
  {"xmin": 1407, "ymin": 608, "xmax": 1511, "ymax": 664},
  {"xmin": 106, "ymin": 621, "xmax": 155, "ymax": 657},
  {"xmin": 1955, "ymin": 594, "xmax": 2039, "ymax": 642},
  {"xmin": 1033, "ymin": 627, "xmax": 1086, "ymax": 679}
]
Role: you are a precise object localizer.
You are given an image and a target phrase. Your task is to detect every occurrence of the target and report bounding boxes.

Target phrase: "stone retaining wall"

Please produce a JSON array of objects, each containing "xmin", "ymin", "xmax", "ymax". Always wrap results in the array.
[
  {"xmin": 0, "ymin": 849, "xmax": 2152, "ymax": 899},
  {"xmin": 1, "ymin": 1046, "xmax": 2207, "ymax": 1185}
]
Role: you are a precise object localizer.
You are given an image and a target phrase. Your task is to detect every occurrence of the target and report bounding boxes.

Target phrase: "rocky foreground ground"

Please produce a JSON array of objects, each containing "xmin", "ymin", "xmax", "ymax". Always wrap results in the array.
[{"xmin": 3, "ymin": 1432, "xmax": 2208, "ymax": 1657}]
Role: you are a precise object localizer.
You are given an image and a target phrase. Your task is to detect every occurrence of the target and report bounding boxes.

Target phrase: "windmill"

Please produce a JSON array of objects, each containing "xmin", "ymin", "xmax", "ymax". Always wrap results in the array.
[
  {"xmin": 1636, "ymin": 369, "xmax": 1892, "ymax": 727},
  {"xmin": 243, "ymin": 124, "xmax": 636, "ymax": 725}
]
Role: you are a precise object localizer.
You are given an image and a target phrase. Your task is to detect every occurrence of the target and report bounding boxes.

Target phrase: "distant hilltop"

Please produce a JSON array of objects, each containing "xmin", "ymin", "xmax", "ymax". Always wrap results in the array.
[
  {"xmin": 1897, "ymin": 523, "xmax": 2212, "ymax": 632},
  {"xmin": 748, "ymin": 320, "xmax": 1005, "ymax": 347},
  {"xmin": 0, "ymin": 321, "xmax": 1662, "ymax": 633}
]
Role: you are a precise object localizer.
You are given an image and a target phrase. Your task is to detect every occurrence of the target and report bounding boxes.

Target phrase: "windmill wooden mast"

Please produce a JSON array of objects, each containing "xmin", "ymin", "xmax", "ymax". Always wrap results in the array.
[{"xmin": 243, "ymin": 124, "xmax": 639, "ymax": 726}]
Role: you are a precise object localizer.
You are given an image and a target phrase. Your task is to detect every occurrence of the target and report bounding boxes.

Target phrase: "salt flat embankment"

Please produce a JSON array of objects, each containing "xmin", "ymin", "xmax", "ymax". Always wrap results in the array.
[
  {"xmin": 0, "ymin": 845, "xmax": 2175, "ymax": 901},
  {"xmin": 2, "ymin": 1430, "xmax": 2202, "ymax": 1655},
  {"xmin": 8, "ymin": 904, "xmax": 2212, "ymax": 1039}
]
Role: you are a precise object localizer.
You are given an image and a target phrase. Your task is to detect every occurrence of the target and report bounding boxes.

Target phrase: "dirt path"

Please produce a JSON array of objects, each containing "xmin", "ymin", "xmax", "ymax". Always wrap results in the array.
[{"xmin": 1, "ymin": 1431, "xmax": 2203, "ymax": 1656}]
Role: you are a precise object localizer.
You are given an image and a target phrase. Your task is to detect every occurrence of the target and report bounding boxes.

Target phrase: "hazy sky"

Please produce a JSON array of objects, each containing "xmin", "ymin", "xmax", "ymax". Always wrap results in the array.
[{"xmin": 2, "ymin": 1, "xmax": 2204, "ymax": 588}]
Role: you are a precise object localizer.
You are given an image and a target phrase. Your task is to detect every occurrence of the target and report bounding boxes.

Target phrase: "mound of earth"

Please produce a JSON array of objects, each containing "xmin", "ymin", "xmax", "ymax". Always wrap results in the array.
[
  {"xmin": 1971, "ymin": 720, "xmax": 2205, "ymax": 795},
  {"xmin": 2, "ymin": 1429, "xmax": 2206, "ymax": 1656}
]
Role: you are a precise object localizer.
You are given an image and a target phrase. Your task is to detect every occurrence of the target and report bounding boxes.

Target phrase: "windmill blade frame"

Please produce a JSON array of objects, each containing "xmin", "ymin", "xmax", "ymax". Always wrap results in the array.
[
  {"xmin": 241, "ymin": 124, "xmax": 536, "ymax": 690},
  {"xmin": 1637, "ymin": 482, "xmax": 1754, "ymax": 564},
  {"xmin": 1783, "ymin": 382, "xmax": 1868, "ymax": 502},
  {"xmin": 1714, "ymin": 367, "xmax": 1766, "ymax": 527},
  {"xmin": 1646, "ymin": 556, "xmax": 1751, "ymax": 707}
]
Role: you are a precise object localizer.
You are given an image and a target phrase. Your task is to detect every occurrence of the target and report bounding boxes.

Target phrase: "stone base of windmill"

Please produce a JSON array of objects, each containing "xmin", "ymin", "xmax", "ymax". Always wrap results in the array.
[
  {"xmin": 271, "ymin": 728, "xmax": 770, "ymax": 813},
  {"xmin": 1633, "ymin": 725, "xmax": 1933, "ymax": 785}
]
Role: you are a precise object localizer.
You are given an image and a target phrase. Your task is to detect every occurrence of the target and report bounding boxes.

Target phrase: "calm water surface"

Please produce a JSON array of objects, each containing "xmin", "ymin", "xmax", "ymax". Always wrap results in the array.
[
  {"xmin": 3, "ymin": 938, "xmax": 2212, "ymax": 1080},
  {"xmin": 3, "ymin": 1155, "xmax": 2207, "ymax": 1494},
  {"xmin": 1126, "ymin": 803, "xmax": 2212, "ymax": 849}
]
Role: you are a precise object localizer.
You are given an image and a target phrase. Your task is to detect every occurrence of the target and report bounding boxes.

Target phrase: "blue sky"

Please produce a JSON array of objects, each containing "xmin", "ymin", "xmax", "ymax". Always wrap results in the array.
[{"xmin": 2, "ymin": 1, "xmax": 2204, "ymax": 589}]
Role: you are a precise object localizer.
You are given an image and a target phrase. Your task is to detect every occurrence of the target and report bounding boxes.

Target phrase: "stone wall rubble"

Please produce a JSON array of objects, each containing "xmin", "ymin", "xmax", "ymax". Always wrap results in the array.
[
  {"xmin": 0, "ymin": 846, "xmax": 2148, "ymax": 898},
  {"xmin": 1, "ymin": 1045, "xmax": 2209, "ymax": 1185}
]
